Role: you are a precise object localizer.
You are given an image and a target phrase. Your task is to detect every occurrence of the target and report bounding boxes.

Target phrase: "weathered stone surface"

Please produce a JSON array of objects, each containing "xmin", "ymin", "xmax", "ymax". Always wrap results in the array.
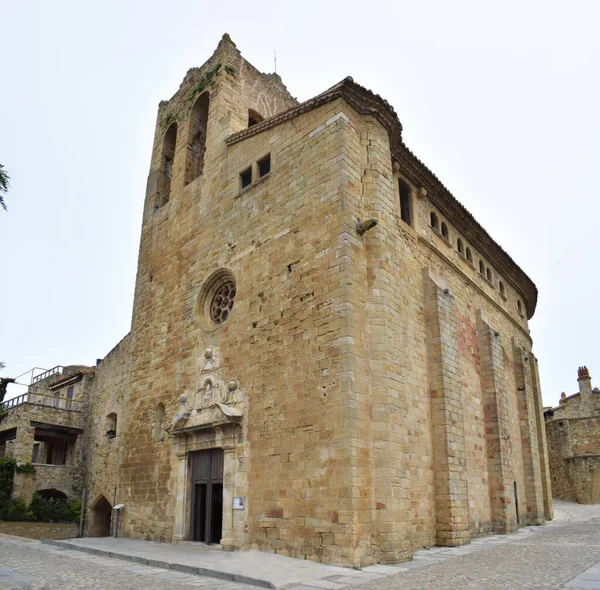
[
  {"xmin": 0, "ymin": 521, "xmax": 78, "ymax": 540},
  {"xmin": 545, "ymin": 367, "xmax": 600, "ymax": 504},
  {"xmin": 1, "ymin": 35, "xmax": 552, "ymax": 567}
]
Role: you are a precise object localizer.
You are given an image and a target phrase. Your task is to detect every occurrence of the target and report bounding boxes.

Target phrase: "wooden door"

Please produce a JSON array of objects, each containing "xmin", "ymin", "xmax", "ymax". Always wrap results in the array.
[{"xmin": 190, "ymin": 448, "xmax": 223, "ymax": 544}]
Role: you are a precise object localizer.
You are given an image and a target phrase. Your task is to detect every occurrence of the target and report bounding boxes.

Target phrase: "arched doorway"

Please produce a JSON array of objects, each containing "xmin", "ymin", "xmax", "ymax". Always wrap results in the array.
[{"xmin": 88, "ymin": 496, "xmax": 112, "ymax": 537}]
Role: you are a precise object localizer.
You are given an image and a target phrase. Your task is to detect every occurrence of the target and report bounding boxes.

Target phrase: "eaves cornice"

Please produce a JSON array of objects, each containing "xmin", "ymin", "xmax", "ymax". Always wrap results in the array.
[{"xmin": 226, "ymin": 77, "xmax": 537, "ymax": 318}]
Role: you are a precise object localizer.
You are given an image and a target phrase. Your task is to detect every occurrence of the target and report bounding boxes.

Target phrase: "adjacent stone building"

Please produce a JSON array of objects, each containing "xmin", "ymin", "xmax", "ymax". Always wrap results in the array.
[
  {"xmin": 0, "ymin": 366, "xmax": 93, "ymax": 504},
  {"xmin": 545, "ymin": 367, "xmax": 600, "ymax": 504},
  {"xmin": 1, "ymin": 34, "xmax": 553, "ymax": 566}
]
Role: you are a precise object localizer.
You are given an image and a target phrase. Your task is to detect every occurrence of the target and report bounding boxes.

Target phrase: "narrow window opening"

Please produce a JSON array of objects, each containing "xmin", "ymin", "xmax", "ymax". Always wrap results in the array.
[
  {"xmin": 457, "ymin": 238, "xmax": 464, "ymax": 255},
  {"xmin": 479, "ymin": 260, "xmax": 485, "ymax": 275},
  {"xmin": 398, "ymin": 180, "xmax": 412, "ymax": 226},
  {"xmin": 499, "ymin": 281, "xmax": 505, "ymax": 296},
  {"xmin": 430, "ymin": 212, "xmax": 439, "ymax": 230},
  {"xmin": 257, "ymin": 154, "xmax": 271, "ymax": 178},
  {"xmin": 517, "ymin": 300, "xmax": 523, "ymax": 315},
  {"xmin": 158, "ymin": 122, "xmax": 177, "ymax": 207},
  {"xmin": 441, "ymin": 222, "xmax": 449, "ymax": 239},
  {"xmin": 185, "ymin": 93, "xmax": 209, "ymax": 185},
  {"xmin": 240, "ymin": 167, "xmax": 252, "ymax": 189},
  {"xmin": 466, "ymin": 247, "xmax": 473, "ymax": 263},
  {"xmin": 106, "ymin": 413, "xmax": 117, "ymax": 439},
  {"xmin": 32, "ymin": 443, "xmax": 40, "ymax": 463},
  {"xmin": 66, "ymin": 386, "xmax": 74, "ymax": 410},
  {"xmin": 486, "ymin": 267, "xmax": 493, "ymax": 282},
  {"xmin": 54, "ymin": 391, "xmax": 61, "ymax": 408},
  {"xmin": 248, "ymin": 109, "xmax": 264, "ymax": 127}
]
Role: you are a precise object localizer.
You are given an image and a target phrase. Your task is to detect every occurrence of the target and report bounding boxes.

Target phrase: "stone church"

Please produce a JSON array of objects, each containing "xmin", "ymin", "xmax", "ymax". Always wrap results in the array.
[{"xmin": 1, "ymin": 34, "xmax": 553, "ymax": 567}]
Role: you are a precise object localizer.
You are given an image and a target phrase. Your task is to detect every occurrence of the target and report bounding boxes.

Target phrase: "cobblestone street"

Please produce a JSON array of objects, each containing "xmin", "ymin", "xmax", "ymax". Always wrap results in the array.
[
  {"xmin": 1, "ymin": 502, "xmax": 600, "ymax": 589},
  {"xmin": 0, "ymin": 535, "xmax": 257, "ymax": 590}
]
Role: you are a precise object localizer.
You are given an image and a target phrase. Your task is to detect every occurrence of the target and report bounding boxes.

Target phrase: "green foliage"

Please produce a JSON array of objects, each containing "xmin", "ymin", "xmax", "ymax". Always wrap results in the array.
[
  {"xmin": 0, "ymin": 458, "xmax": 16, "ymax": 519},
  {"xmin": 70, "ymin": 498, "xmax": 82, "ymax": 522},
  {"xmin": 184, "ymin": 63, "xmax": 223, "ymax": 116},
  {"xmin": 0, "ymin": 460, "xmax": 78, "ymax": 523},
  {"xmin": 4, "ymin": 499, "xmax": 33, "ymax": 521},
  {"xmin": 224, "ymin": 64, "xmax": 236, "ymax": 77},
  {"xmin": 0, "ymin": 164, "xmax": 10, "ymax": 211},
  {"xmin": 28, "ymin": 493, "xmax": 79, "ymax": 523},
  {"xmin": 160, "ymin": 111, "xmax": 179, "ymax": 131}
]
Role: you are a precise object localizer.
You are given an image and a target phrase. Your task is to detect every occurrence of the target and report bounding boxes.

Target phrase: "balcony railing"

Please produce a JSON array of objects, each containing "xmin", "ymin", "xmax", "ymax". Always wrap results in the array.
[
  {"xmin": 31, "ymin": 366, "xmax": 65, "ymax": 384},
  {"xmin": 1, "ymin": 393, "xmax": 28, "ymax": 410},
  {"xmin": 1, "ymin": 391, "xmax": 80, "ymax": 412}
]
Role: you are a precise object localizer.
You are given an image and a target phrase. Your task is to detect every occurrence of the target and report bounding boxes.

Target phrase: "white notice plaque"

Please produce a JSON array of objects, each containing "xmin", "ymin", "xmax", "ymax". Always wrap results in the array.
[{"xmin": 233, "ymin": 496, "xmax": 245, "ymax": 510}]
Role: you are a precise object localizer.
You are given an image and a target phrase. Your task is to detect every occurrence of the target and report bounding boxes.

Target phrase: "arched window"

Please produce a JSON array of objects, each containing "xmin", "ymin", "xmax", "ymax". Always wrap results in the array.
[
  {"xmin": 105, "ymin": 413, "xmax": 117, "ymax": 439},
  {"xmin": 398, "ymin": 180, "xmax": 412, "ymax": 226},
  {"xmin": 152, "ymin": 403, "xmax": 165, "ymax": 442},
  {"xmin": 466, "ymin": 247, "xmax": 473, "ymax": 263},
  {"xmin": 499, "ymin": 281, "xmax": 505, "ymax": 296},
  {"xmin": 517, "ymin": 300, "xmax": 523, "ymax": 315},
  {"xmin": 37, "ymin": 488, "xmax": 68, "ymax": 501},
  {"xmin": 248, "ymin": 109, "xmax": 264, "ymax": 127},
  {"xmin": 430, "ymin": 212, "xmax": 439, "ymax": 230},
  {"xmin": 479, "ymin": 260, "xmax": 485, "ymax": 275},
  {"xmin": 441, "ymin": 222, "xmax": 449, "ymax": 240},
  {"xmin": 159, "ymin": 122, "xmax": 177, "ymax": 206},
  {"xmin": 486, "ymin": 267, "xmax": 493, "ymax": 282},
  {"xmin": 185, "ymin": 93, "xmax": 209, "ymax": 185},
  {"xmin": 457, "ymin": 238, "xmax": 464, "ymax": 255}
]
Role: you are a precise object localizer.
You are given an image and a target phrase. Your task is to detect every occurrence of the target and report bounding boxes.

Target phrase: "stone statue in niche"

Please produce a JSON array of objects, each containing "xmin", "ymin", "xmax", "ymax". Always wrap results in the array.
[{"xmin": 202, "ymin": 379, "xmax": 214, "ymax": 407}]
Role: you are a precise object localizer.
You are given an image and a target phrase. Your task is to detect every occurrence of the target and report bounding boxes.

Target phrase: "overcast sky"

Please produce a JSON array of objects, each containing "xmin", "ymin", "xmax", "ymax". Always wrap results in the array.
[{"xmin": 1, "ymin": 0, "xmax": 598, "ymax": 406}]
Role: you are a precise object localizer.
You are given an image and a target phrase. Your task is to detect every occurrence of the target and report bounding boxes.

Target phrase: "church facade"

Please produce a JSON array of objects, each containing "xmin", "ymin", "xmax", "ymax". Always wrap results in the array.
[{"xmin": 3, "ymin": 34, "xmax": 553, "ymax": 567}]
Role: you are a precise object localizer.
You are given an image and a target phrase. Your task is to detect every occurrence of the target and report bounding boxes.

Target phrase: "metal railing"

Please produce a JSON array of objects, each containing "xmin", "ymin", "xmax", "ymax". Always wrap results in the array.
[
  {"xmin": 1, "ymin": 393, "xmax": 28, "ymax": 410},
  {"xmin": 1, "ymin": 391, "xmax": 80, "ymax": 412},
  {"xmin": 31, "ymin": 366, "xmax": 65, "ymax": 384}
]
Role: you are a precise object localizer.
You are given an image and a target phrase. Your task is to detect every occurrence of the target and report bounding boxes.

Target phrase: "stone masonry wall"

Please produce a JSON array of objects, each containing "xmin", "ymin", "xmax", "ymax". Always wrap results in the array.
[
  {"xmin": 546, "ymin": 415, "xmax": 600, "ymax": 503},
  {"xmin": 84, "ymin": 334, "xmax": 132, "ymax": 529},
  {"xmin": 85, "ymin": 36, "xmax": 551, "ymax": 567},
  {"xmin": 0, "ymin": 521, "xmax": 78, "ymax": 540}
]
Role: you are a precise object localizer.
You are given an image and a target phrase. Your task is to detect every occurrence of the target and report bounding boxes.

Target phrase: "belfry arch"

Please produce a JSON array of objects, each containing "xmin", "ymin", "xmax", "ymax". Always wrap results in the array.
[{"xmin": 185, "ymin": 92, "xmax": 209, "ymax": 185}]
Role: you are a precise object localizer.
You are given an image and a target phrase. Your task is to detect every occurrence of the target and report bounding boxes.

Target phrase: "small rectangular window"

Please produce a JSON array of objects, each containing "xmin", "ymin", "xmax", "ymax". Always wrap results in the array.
[
  {"xmin": 66, "ymin": 386, "xmax": 74, "ymax": 410},
  {"xmin": 54, "ymin": 391, "xmax": 61, "ymax": 408},
  {"xmin": 32, "ymin": 443, "xmax": 40, "ymax": 463},
  {"xmin": 258, "ymin": 154, "xmax": 271, "ymax": 178},
  {"xmin": 240, "ymin": 167, "xmax": 252, "ymax": 190},
  {"xmin": 399, "ymin": 180, "xmax": 411, "ymax": 226}
]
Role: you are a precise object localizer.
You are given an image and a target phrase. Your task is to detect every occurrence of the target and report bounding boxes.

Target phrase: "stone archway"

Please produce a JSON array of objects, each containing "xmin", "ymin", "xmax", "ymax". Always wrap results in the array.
[
  {"xmin": 88, "ymin": 495, "xmax": 112, "ymax": 537},
  {"xmin": 37, "ymin": 488, "xmax": 68, "ymax": 501}
]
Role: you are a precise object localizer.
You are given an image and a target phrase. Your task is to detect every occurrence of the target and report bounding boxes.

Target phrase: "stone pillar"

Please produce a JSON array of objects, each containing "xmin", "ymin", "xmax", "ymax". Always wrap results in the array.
[
  {"xmin": 513, "ymin": 345, "xmax": 544, "ymax": 525},
  {"xmin": 530, "ymin": 355, "xmax": 554, "ymax": 520},
  {"xmin": 476, "ymin": 312, "xmax": 516, "ymax": 533},
  {"xmin": 424, "ymin": 271, "xmax": 470, "ymax": 547},
  {"xmin": 220, "ymin": 444, "xmax": 235, "ymax": 550},
  {"xmin": 172, "ymin": 451, "xmax": 189, "ymax": 542}
]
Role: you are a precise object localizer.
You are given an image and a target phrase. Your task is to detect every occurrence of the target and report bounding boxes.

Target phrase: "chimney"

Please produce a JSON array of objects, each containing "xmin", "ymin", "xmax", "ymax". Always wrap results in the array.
[{"xmin": 578, "ymin": 366, "xmax": 592, "ymax": 395}]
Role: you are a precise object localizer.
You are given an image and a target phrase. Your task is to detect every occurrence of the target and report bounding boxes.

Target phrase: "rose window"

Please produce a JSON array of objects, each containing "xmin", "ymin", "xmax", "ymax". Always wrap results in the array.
[{"xmin": 210, "ymin": 281, "xmax": 236, "ymax": 324}]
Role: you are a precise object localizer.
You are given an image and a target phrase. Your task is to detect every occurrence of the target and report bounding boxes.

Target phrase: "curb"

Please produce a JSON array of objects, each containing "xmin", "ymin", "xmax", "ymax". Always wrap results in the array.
[{"xmin": 41, "ymin": 539, "xmax": 275, "ymax": 588}]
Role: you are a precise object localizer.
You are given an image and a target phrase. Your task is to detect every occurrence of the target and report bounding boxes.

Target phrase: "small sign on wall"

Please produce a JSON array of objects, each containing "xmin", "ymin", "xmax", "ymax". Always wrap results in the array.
[{"xmin": 233, "ymin": 496, "xmax": 245, "ymax": 510}]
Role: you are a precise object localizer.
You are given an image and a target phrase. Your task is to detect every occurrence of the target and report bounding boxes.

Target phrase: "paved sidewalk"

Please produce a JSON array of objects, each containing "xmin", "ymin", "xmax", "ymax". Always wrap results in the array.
[
  {"xmin": 43, "ymin": 536, "xmax": 369, "ymax": 589},
  {"xmin": 28, "ymin": 499, "xmax": 600, "ymax": 590},
  {"xmin": 553, "ymin": 498, "xmax": 600, "ymax": 522}
]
